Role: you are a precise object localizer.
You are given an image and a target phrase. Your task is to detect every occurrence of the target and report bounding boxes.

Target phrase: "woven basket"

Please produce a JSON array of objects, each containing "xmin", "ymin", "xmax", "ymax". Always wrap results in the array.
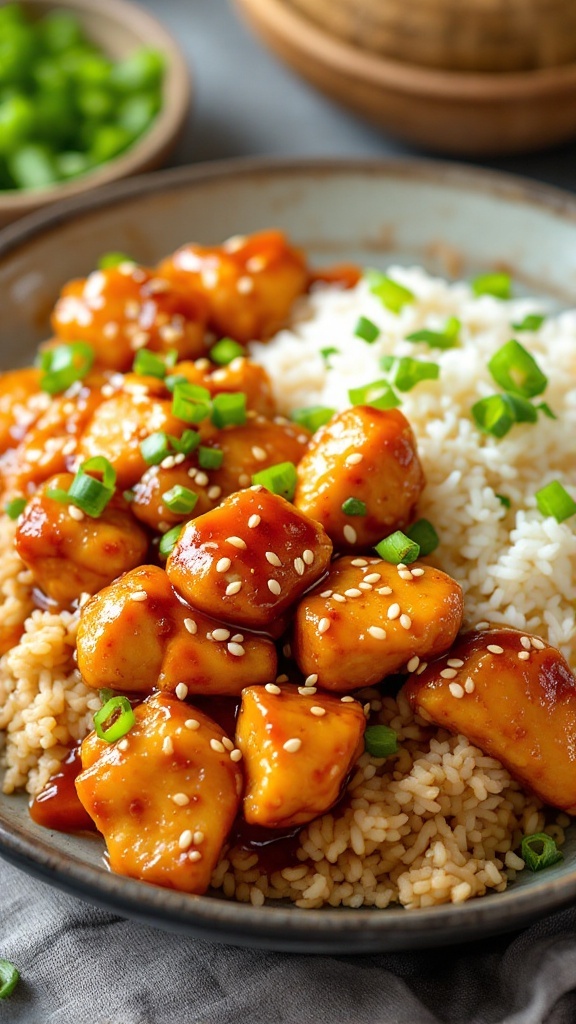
[{"xmin": 287, "ymin": 0, "xmax": 576, "ymax": 71}]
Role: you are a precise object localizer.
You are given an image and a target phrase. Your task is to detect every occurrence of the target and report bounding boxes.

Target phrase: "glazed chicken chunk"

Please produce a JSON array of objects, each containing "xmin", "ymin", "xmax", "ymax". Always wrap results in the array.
[
  {"xmin": 14, "ymin": 474, "xmax": 149, "ymax": 607},
  {"xmin": 294, "ymin": 406, "xmax": 425, "ymax": 550},
  {"xmin": 77, "ymin": 564, "xmax": 277, "ymax": 696},
  {"xmin": 236, "ymin": 684, "xmax": 366, "ymax": 828},
  {"xmin": 75, "ymin": 693, "xmax": 243, "ymax": 894},
  {"xmin": 293, "ymin": 556, "xmax": 464, "ymax": 691},
  {"xmin": 167, "ymin": 487, "xmax": 333, "ymax": 631},
  {"xmin": 404, "ymin": 627, "xmax": 576, "ymax": 814}
]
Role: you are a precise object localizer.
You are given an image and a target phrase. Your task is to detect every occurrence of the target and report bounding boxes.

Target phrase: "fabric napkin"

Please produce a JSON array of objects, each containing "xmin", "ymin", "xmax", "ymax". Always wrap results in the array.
[{"xmin": 2, "ymin": 857, "xmax": 576, "ymax": 1024}]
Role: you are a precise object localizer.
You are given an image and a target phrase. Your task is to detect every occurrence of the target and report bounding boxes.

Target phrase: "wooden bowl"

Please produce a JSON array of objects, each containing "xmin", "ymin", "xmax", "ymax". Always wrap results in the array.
[
  {"xmin": 0, "ymin": 0, "xmax": 191, "ymax": 227},
  {"xmin": 233, "ymin": 0, "xmax": 576, "ymax": 156}
]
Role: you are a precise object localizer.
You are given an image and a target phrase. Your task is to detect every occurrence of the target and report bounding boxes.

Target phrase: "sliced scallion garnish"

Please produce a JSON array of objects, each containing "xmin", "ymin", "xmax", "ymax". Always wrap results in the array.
[
  {"xmin": 172, "ymin": 382, "xmax": 212, "ymax": 424},
  {"xmin": 4, "ymin": 497, "xmax": 26, "ymax": 520},
  {"xmin": 94, "ymin": 695, "xmax": 135, "ymax": 743},
  {"xmin": 364, "ymin": 725, "xmax": 398, "ymax": 758},
  {"xmin": 252, "ymin": 461, "xmax": 297, "ymax": 501},
  {"xmin": 365, "ymin": 270, "xmax": 415, "ymax": 314},
  {"xmin": 495, "ymin": 493, "xmax": 511, "ymax": 509},
  {"xmin": 320, "ymin": 346, "xmax": 339, "ymax": 363},
  {"xmin": 511, "ymin": 313, "xmax": 545, "ymax": 332},
  {"xmin": 198, "ymin": 446, "xmax": 224, "ymax": 470},
  {"xmin": 132, "ymin": 348, "xmax": 168, "ymax": 378},
  {"xmin": 354, "ymin": 316, "xmax": 380, "ymax": 343},
  {"xmin": 374, "ymin": 530, "xmax": 420, "ymax": 565},
  {"xmin": 211, "ymin": 391, "xmax": 247, "ymax": 428},
  {"xmin": 165, "ymin": 373, "xmax": 189, "ymax": 394},
  {"xmin": 406, "ymin": 518, "xmax": 439, "ymax": 556},
  {"xmin": 488, "ymin": 340, "xmax": 547, "ymax": 398},
  {"xmin": 159, "ymin": 523, "xmax": 184, "ymax": 558},
  {"xmin": 139, "ymin": 431, "xmax": 171, "ymax": 466},
  {"xmin": 98, "ymin": 251, "xmax": 134, "ymax": 269},
  {"xmin": 471, "ymin": 272, "xmax": 512, "ymax": 299},
  {"xmin": 406, "ymin": 316, "xmax": 460, "ymax": 350},
  {"xmin": 348, "ymin": 379, "xmax": 401, "ymax": 411},
  {"xmin": 380, "ymin": 355, "xmax": 440, "ymax": 393},
  {"xmin": 47, "ymin": 457, "xmax": 117, "ymax": 518},
  {"xmin": 168, "ymin": 430, "xmax": 201, "ymax": 456},
  {"xmin": 341, "ymin": 497, "xmax": 367, "ymax": 516},
  {"xmin": 535, "ymin": 481, "xmax": 576, "ymax": 523},
  {"xmin": 471, "ymin": 394, "xmax": 517, "ymax": 438},
  {"xmin": 536, "ymin": 402, "xmax": 557, "ymax": 420},
  {"xmin": 162, "ymin": 485, "xmax": 198, "ymax": 514},
  {"xmin": 209, "ymin": 337, "xmax": 245, "ymax": 365},
  {"xmin": 291, "ymin": 406, "xmax": 335, "ymax": 433},
  {"xmin": 39, "ymin": 341, "xmax": 94, "ymax": 395},
  {"xmin": 521, "ymin": 833, "xmax": 563, "ymax": 872},
  {"xmin": 0, "ymin": 960, "xmax": 19, "ymax": 1000}
]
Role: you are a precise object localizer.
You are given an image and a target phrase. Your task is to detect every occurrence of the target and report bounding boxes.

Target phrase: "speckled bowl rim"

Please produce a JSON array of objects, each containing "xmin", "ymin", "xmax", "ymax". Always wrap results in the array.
[{"xmin": 1, "ymin": 156, "xmax": 576, "ymax": 951}]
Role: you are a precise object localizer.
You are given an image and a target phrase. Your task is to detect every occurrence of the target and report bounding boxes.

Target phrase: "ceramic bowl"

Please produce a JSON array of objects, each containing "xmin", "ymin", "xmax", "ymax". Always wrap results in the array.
[
  {"xmin": 233, "ymin": 0, "xmax": 576, "ymax": 156},
  {"xmin": 0, "ymin": 0, "xmax": 191, "ymax": 227},
  {"xmin": 1, "ymin": 157, "xmax": 576, "ymax": 951}
]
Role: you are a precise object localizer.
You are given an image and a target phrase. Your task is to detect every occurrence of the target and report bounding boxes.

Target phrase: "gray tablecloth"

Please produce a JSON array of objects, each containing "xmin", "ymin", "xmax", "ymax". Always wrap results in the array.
[{"xmin": 1, "ymin": 856, "xmax": 576, "ymax": 1023}]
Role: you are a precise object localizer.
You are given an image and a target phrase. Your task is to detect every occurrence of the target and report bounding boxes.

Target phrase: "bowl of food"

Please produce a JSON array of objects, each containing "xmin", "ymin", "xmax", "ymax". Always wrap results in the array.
[
  {"xmin": 232, "ymin": 0, "xmax": 576, "ymax": 155},
  {"xmin": 0, "ymin": 157, "xmax": 576, "ymax": 952},
  {"xmin": 0, "ymin": 0, "xmax": 190, "ymax": 226}
]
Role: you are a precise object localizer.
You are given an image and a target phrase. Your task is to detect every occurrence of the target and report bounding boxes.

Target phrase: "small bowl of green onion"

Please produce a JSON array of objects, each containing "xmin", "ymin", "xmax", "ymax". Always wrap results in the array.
[{"xmin": 0, "ymin": 0, "xmax": 191, "ymax": 226}]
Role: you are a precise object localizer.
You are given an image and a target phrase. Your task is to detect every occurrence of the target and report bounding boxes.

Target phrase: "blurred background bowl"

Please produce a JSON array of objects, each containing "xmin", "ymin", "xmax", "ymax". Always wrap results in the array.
[
  {"xmin": 233, "ymin": 0, "xmax": 576, "ymax": 156},
  {"xmin": 0, "ymin": 0, "xmax": 191, "ymax": 227}
]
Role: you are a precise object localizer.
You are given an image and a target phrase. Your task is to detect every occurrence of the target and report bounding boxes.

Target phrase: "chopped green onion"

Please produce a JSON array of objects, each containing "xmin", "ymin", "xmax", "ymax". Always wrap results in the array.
[
  {"xmin": 381, "ymin": 355, "xmax": 440, "ymax": 393},
  {"xmin": 506, "ymin": 393, "xmax": 538, "ymax": 424},
  {"xmin": 198, "ymin": 446, "xmax": 224, "ymax": 470},
  {"xmin": 348, "ymin": 379, "xmax": 401, "ymax": 411},
  {"xmin": 406, "ymin": 518, "xmax": 439, "ymax": 557},
  {"xmin": 535, "ymin": 481, "xmax": 576, "ymax": 523},
  {"xmin": 364, "ymin": 725, "xmax": 398, "ymax": 758},
  {"xmin": 354, "ymin": 316, "xmax": 380, "ymax": 343},
  {"xmin": 406, "ymin": 316, "xmax": 461, "ymax": 350},
  {"xmin": 98, "ymin": 251, "xmax": 134, "ymax": 269},
  {"xmin": 252, "ymin": 461, "xmax": 297, "ymax": 501},
  {"xmin": 488, "ymin": 340, "xmax": 547, "ymax": 398},
  {"xmin": 341, "ymin": 497, "xmax": 367, "ymax": 516},
  {"xmin": 366, "ymin": 270, "xmax": 415, "ymax": 313},
  {"xmin": 159, "ymin": 523, "xmax": 183, "ymax": 558},
  {"xmin": 290, "ymin": 406, "xmax": 335, "ymax": 433},
  {"xmin": 536, "ymin": 401, "xmax": 557, "ymax": 420},
  {"xmin": 495, "ymin": 494, "xmax": 511, "ymax": 509},
  {"xmin": 132, "ymin": 348, "xmax": 168, "ymax": 378},
  {"xmin": 209, "ymin": 337, "xmax": 245, "ymax": 365},
  {"xmin": 39, "ymin": 341, "xmax": 94, "ymax": 395},
  {"xmin": 512, "ymin": 313, "xmax": 545, "ymax": 332},
  {"xmin": 320, "ymin": 346, "xmax": 339, "ymax": 363},
  {"xmin": 172, "ymin": 382, "xmax": 212, "ymax": 424},
  {"xmin": 211, "ymin": 391, "xmax": 247, "ymax": 428},
  {"xmin": 4, "ymin": 497, "xmax": 26, "ymax": 519},
  {"xmin": 168, "ymin": 430, "xmax": 200, "ymax": 456},
  {"xmin": 93, "ymin": 695, "xmax": 135, "ymax": 744},
  {"xmin": 98, "ymin": 687, "xmax": 115, "ymax": 705},
  {"xmin": 471, "ymin": 272, "xmax": 512, "ymax": 299},
  {"xmin": 139, "ymin": 431, "xmax": 171, "ymax": 466},
  {"xmin": 161, "ymin": 485, "xmax": 198, "ymax": 515},
  {"xmin": 0, "ymin": 960, "xmax": 19, "ymax": 1000},
  {"xmin": 374, "ymin": 530, "xmax": 420, "ymax": 565},
  {"xmin": 471, "ymin": 394, "xmax": 516, "ymax": 438},
  {"xmin": 521, "ymin": 832, "xmax": 563, "ymax": 872},
  {"xmin": 165, "ymin": 373, "xmax": 188, "ymax": 393},
  {"xmin": 66, "ymin": 456, "xmax": 116, "ymax": 517}
]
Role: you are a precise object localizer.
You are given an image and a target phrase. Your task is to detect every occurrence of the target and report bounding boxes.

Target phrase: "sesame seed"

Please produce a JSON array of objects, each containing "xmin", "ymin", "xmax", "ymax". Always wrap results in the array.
[
  {"xmin": 341, "ymin": 696, "xmax": 355, "ymax": 703},
  {"xmin": 172, "ymin": 793, "xmax": 190, "ymax": 806},
  {"xmin": 449, "ymin": 682, "xmax": 465, "ymax": 699},
  {"xmin": 175, "ymin": 683, "xmax": 188, "ymax": 700},
  {"xmin": 225, "ymin": 581, "xmax": 242, "ymax": 596},
  {"xmin": 216, "ymin": 557, "xmax": 231, "ymax": 573},
  {"xmin": 520, "ymin": 636, "xmax": 531, "ymax": 649},
  {"xmin": 283, "ymin": 643, "xmax": 292, "ymax": 657},
  {"xmin": 487, "ymin": 644, "xmax": 504, "ymax": 655},
  {"xmin": 227, "ymin": 642, "xmax": 246, "ymax": 657},
  {"xmin": 397, "ymin": 563, "xmax": 407, "ymax": 571},
  {"xmin": 518, "ymin": 650, "xmax": 530, "ymax": 661},
  {"xmin": 231, "ymin": 633, "xmax": 244, "ymax": 642},
  {"xmin": 117, "ymin": 739, "xmax": 129, "ymax": 752},
  {"xmin": 387, "ymin": 603, "xmax": 400, "ymax": 620},
  {"xmin": 68, "ymin": 505, "xmax": 84, "ymax": 522},
  {"xmin": 358, "ymin": 582, "xmax": 373, "ymax": 591},
  {"xmin": 161, "ymin": 455, "xmax": 176, "ymax": 470},
  {"xmin": 222, "ymin": 736, "xmax": 234, "ymax": 751},
  {"xmin": 464, "ymin": 677, "xmax": 475, "ymax": 693},
  {"xmin": 377, "ymin": 586, "xmax": 393, "ymax": 596},
  {"xmin": 320, "ymin": 590, "xmax": 333, "ymax": 598},
  {"xmin": 193, "ymin": 831, "xmax": 205, "ymax": 844},
  {"xmin": 276, "ymin": 674, "xmax": 289, "ymax": 683},
  {"xmin": 298, "ymin": 686, "xmax": 317, "ymax": 695},
  {"xmin": 178, "ymin": 830, "xmax": 193, "ymax": 851},
  {"xmin": 248, "ymin": 514, "xmax": 261, "ymax": 528},
  {"xmin": 344, "ymin": 588, "xmax": 362, "ymax": 598},
  {"xmin": 407, "ymin": 656, "xmax": 420, "ymax": 673},
  {"xmin": 447, "ymin": 659, "xmax": 465, "ymax": 668},
  {"xmin": 251, "ymin": 445, "xmax": 267, "ymax": 461},
  {"xmin": 212, "ymin": 628, "xmax": 231, "ymax": 641},
  {"xmin": 399, "ymin": 614, "xmax": 412, "ymax": 630},
  {"xmin": 305, "ymin": 674, "xmax": 318, "ymax": 685},
  {"xmin": 210, "ymin": 739, "xmax": 225, "ymax": 753},
  {"xmin": 364, "ymin": 573, "xmax": 381, "ymax": 584},
  {"xmin": 163, "ymin": 736, "xmax": 174, "ymax": 756},
  {"xmin": 318, "ymin": 617, "xmax": 331, "ymax": 633},
  {"xmin": 227, "ymin": 536, "xmax": 247, "ymax": 549},
  {"xmin": 239, "ymin": 474, "xmax": 251, "ymax": 487},
  {"xmin": 208, "ymin": 485, "xmax": 222, "ymax": 500},
  {"xmin": 130, "ymin": 590, "xmax": 148, "ymax": 602},
  {"xmin": 440, "ymin": 668, "xmax": 458, "ymax": 679},
  {"xmin": 293, "ymin": 557, "xmax": 305, "ymax": 576},
  {"xmin": 174, "ymin": 453, "xmax": 186, "ymax": 465},
  {"xmin": 346, "ymin": 453, "xmax": 363, "ymax": 466},
  {"xmin": 230, "ymin": 748, "xmax": 242, "ymax": 762},
  {"xmin": 411, "ymin": 567, "xmax": 425, "ymax": 577},
  {"xmin": 185, "ymin": 719, "xmax": 200, "ymax": 730},
  {"xmin": 343, "ymin": 524, "xmax": 357, "ymax": 544},
  {"xmin": 265, "ymin": 683, "xmax": 281, "ymax": 695},
  {"xmin": 195, "ymin": 471, "xmax": 209, "ymax": 487},
  {"xmin": 266, "ymin": 551, "xmax": 282, "ymax": 566},
  {"xmin": 367, "ymin": 625, "xmax": 387, "ymax": 640},
  {"xmin": 283, "ymin": 738, "xmax": 302, "ymax": 753},
  {"xmin": 531, "ymin": 637, "xmax": 545, "ymax": 650},
  {"xmin": 302, "ymin": 549, "xmax": 314, "ymax": 565},
  {"xmin": 310, "ymin": 706, "xmax": 326, "ymax": 717},
  {"xmin": 363, "ymin": 703, "xmax": 370, "ymax": 716},
  {"xmin": 184, "ymin": 618, "xmax": 197, "ymax": 635},
  {"xmin": 351, "ymin": 559, "xmax": 368, "ymax": 567},
  {"xmin": 237, "ymin": 275, "xmax": 254, "ymax": 294},
  {"xmin": 416, "ymin": 661, "xmax": 428, "ymax": 675},
  {"xmin": 267, "ymin": 579, "xmax": 281, "ymax": 595},
  {"xmin": 188, "ymin": 468, "xmax": 197, "ymax": 480},
  {"xmin": 332, "ymin": 594, "xmax": 346, "ymax": 603},
  {"xmin": 398, "ymin": 570, "xmax": 413, "ymax": 581}
]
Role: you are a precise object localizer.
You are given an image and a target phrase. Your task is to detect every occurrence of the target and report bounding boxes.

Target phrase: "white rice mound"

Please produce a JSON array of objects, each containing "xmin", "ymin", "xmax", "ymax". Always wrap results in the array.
[{"xmin": 251, "ymin": 267, "xmax": 576, "ymax": 667}]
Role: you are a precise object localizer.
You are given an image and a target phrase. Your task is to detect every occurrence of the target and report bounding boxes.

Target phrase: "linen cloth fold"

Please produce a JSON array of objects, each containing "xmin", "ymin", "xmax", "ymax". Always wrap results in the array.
[{"xmin": 1, "ymin": 858, "xmax": 576, "ymax": 1024}]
